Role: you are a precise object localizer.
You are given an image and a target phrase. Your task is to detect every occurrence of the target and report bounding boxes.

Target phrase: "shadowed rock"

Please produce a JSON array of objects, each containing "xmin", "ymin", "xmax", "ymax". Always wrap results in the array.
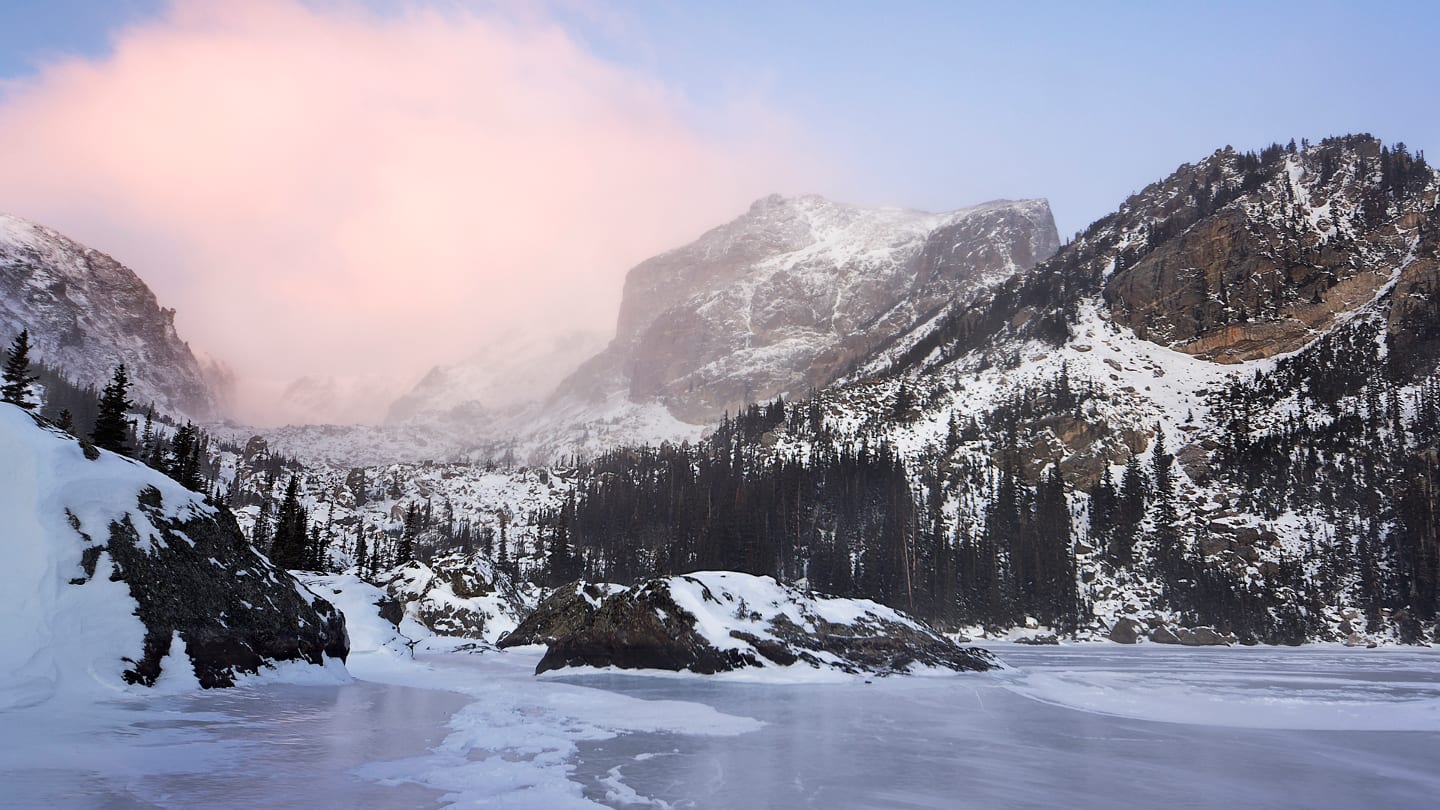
[{"xmin": 502, "ymin": 572, "xmax": 995, "ymax": 677}]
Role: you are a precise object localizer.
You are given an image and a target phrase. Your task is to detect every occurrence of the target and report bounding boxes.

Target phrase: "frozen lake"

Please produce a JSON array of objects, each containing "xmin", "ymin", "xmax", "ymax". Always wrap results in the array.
[
  {"xmin": 563, "ymin": 644, "xmax": 1440, "ymax": 808},
  {"xmin": 3, "ymin": 644, "xmax": 1438, "ymax": 808},
  {"xmin": 2, "ymin": 677, "xmax": 469, "ymax": 809}
]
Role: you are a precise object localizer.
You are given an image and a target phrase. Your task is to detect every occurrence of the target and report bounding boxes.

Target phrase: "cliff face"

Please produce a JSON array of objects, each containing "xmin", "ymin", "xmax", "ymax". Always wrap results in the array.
[
  {"xmin": 1103, "ymin": 136, "xmax": 1437, "ymax": 363},
  {"xmin": 557, "ymin": 194, "xmax": 1059, "ymax": 424},
  {"xmin": 0, "ymin": 215, "xmax": 219, "ymax": 420}
]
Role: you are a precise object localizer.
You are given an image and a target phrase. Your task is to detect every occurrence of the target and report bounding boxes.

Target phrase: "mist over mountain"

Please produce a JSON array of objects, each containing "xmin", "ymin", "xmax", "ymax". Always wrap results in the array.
[
  {"xmin": 386, "ymin": 330, "xmax": 608, "ymax": 426},
  {"xmin": 8, "ymin": 2, "xmax": 1440, "ymax": 806},
  {"xmin": 234, "ymin": 134, "xmax": 1440, "ymax": 646}
]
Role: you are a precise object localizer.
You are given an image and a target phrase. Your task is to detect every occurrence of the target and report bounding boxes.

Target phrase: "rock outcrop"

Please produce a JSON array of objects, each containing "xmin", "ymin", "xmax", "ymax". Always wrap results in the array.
[
  {"xmin": 1103, "ymin": 136, "xmax": 1437, "ymax": 363},
  {"xmin": 0, "ymin": 404, "xmax": 346, "ymax": 705},
  {"xmin": 500, "ymin": 571, "xmax": 996, "ymax": 677},
  {"xmin": 0, "ymin": 214, "xmax": 220, "ymax": 419},
  {"xmin": 379, "ymin": 553, "xmax": 535, "ymax": 642},
  {"xmin": 1108, "ymin": 618, "xmax": 1143, "ymax": 644},
  {"xmin": 107, "ymin": 489, "xmax": 349, "ymax": 687}
]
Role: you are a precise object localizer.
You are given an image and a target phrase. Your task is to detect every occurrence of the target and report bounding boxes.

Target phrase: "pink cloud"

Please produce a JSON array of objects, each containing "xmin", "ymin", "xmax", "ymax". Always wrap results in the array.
[{"xmin": 0, "ymin": 0, "xmax": 821, "ymax": 424}]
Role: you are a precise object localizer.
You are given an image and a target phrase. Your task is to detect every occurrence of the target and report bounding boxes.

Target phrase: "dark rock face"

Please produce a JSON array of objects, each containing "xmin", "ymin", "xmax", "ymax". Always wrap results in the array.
[
  {"xmin": 1386, "ymin": 235, "xmax": 1440, "ymax": 378},
  {"xmin": 1103, "ymin": 136, "xmax": 1438, "ymax": 364},
  {"xmin": 101, "ymin": 487, "xmax": 348, "ymax": 688},
  {"xmin": 503, "ymin": 574, "xmax": 995, "ymax": 677},
  {"xmin": 500, "ymin": 582, "xmax": 610, "ymax": 647},
  {"xmin": 0, "ymin": 215, "xmax": 219, "ymax": 419},
  {"xmin": 502, "ymin": 581, "xmax": 747, "ymax": 674},
  {"xmin": 555, "ymin": 195, "xmax": 1059, "ymax": 425}
]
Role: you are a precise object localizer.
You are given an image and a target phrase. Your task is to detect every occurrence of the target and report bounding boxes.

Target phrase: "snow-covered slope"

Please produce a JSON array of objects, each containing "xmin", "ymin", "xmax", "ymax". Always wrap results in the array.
[
  {"xmin": 0, "ymin": 214, "xmax": 220, "ymax": 419},
  {"xmin": 767, "ymin": 135, "xmax": 1440, "ymax": 643},
  {"xmin": 0, "ymin": 403, "xmax": 347, "ymax": 708}
]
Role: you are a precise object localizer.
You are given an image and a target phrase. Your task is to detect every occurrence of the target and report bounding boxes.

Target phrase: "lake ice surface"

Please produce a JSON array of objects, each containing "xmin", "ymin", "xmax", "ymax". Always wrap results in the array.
[
  {"xmin": 563, "ymin": 644, "xmax": 1440, "ymax": 808},
  {"xmin": 3, "ymin": 643, "xmax": 1438, "ymax": 808}
]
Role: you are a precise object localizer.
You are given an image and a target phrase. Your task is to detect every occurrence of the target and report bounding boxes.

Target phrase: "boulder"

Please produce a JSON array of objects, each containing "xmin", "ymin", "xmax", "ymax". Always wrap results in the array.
[
  {"xmin": 1108, "ymin": 617, "xmax": 1143, "ymax": 644},
  {"xmin": 502, "ymin": 571, "xmax": 995, "ymax": 677},
  {"xmin": 1148, "ymin": 626, "xmax": 1182, "ymax": 644},
  {"xmin": 1177, "ymin": 627, "xmax": 1233, "ymax": 646},
  {"xmin": 107, "ymin": 493, "xmax": 349, "ymax": 687}
]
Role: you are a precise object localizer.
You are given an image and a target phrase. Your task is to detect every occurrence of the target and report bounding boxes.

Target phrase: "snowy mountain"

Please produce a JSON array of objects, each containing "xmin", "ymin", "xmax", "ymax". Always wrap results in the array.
[
  {"xmin": 0, "ymin": 214, "xmax": 221, "ymax": 420},
  {"xmin": 99, "ymin": 135, "xmax": 1440, "ymax": 651},
  {"xmin": 0, "ymin": 403, "xmax": 347, "ymax": 707},
  {"xmin": 362, "ymin": 135, "xmax": 1430, "ymax": 647},
  {"xmin": 255, "ymin": 194, "xmax": 1055, "ymax": 468},
  {"xmin": 772, "ymin": 134, "xmax": 1440, "ymax": 642},
  {"xmin": 553, "ymin": 194, "xmax": 1060, "ymax": 428}
]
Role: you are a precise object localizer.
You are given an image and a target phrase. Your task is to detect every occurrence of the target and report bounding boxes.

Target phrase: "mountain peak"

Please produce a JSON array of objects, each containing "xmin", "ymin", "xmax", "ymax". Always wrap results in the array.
[
  {"xmin": 548, "ymin": 190, "xmax": 1060, "ymax": 429},
  {"xmin": 0, "ymin": 213, "xmax": 221, "ymax": 420}
]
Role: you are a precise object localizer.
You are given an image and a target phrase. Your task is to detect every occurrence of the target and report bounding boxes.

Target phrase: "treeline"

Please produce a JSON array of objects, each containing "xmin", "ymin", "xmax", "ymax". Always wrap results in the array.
[
  {"xmin": 3, "ymin": 325, "xmax": 235, "ymax": 499},
  {"xmin": 522, "ymin": 393, "xmax": 1079, "ymax": 630},
  {"xmin": 538, "ymin": 400, "xmax": 923, "ymax": 610}
]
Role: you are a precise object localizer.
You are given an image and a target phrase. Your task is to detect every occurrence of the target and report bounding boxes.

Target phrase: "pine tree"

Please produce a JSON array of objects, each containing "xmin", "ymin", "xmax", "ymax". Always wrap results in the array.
[
  {"xmin": 1113, "ymin": 454, "xmax": 1150, "ymax": 566},
  {"xmin": 138, "ymin": 408, "xmax": 152, "ymax": 455},
  {"xmin": 396, "ymin": 502, "xmax": 419, "ymax": 565},
  {"xmin": 253, "ymin": 496, "xmax": 273, "ymax": 551},
  {"xmin": 167, "ymin": 421, "xmax": 204, "ymax": 490},
  {"xmin": 90, "ymin": 364, "xmax": 133, "ymax": 455},
  {"xmin": 1150, "ymin": 426, "xmax": 1181, "ymax": 577},
  {"xmin": 2, "ymin": 329, "xmax": 38, "ymax": 409},
  {"xmin": 1087, "ymin": 469, "xmax": 1117, "ymax": 553},
  {"xmin": 270, "ymin": 476, "xmax": 309, "ymax": 569},
  {"xmin": 353, "ymin": 528, "xmax": 369, "ymax": 576},
  {"xmin": 55, "ymin": 409, "xmax": 74, "ymax": 434}
]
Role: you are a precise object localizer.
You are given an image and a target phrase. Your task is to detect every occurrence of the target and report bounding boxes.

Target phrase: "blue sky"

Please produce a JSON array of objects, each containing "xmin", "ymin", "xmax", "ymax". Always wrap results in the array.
[{"xmin": 1, "ymin": 0, "xmax": 1436, "ymax": 236}]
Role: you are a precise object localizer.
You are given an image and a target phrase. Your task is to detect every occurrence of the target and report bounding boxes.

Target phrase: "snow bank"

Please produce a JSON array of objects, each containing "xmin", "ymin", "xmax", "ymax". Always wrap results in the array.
[
  {"xmin": 0, "ymin": 405, "xmax": 186, "ymax": 707},
  {"xmin": 0, "ymin": 404, "xmax": 347, "ymax": 707}
]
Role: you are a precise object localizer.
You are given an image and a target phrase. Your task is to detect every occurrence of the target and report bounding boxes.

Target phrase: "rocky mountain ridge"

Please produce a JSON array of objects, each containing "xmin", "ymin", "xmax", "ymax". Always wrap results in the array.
[
  {"xmin": 215, "ymin": 136, "xmax": 1439, "ymax": 648},
  {"xmin": 553, "ymin": 194, "xmax": 1060, "ymax": 427},
  {"xmin": 0, "ymin": 214, "xmax": 221, "ymax": 420},
  {"xmin": 779, "ymin": 133, "xmax": 1440, "ymax": 641},
  {"xmin": 411, "ymin": 134, "xmax": 1435, "ymax": 647},
  {"xmin": 266, "ymin": 193, "xmax": 1059, "ymax": 467}
]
